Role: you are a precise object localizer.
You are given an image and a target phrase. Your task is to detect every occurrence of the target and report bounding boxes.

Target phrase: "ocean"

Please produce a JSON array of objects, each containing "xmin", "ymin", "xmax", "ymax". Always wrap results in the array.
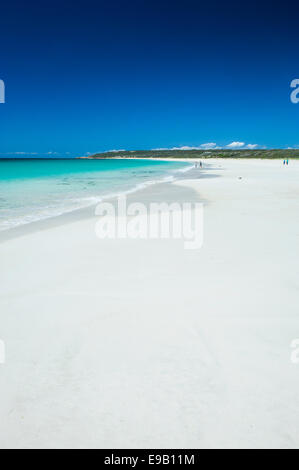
[{"xmin": 0, "ymin": 158, "xmax": 192, "ymax": 231}]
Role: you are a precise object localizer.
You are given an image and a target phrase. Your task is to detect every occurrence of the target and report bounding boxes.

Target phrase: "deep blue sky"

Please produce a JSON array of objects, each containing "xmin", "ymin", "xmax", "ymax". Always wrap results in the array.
[{"xmin": 1, "ymin": 0, "xmax": 299, "ymax": 156}]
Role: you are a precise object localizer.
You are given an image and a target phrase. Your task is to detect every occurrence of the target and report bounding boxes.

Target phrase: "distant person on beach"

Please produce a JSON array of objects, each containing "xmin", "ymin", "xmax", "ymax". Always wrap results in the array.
[
  {"xmin": 200, "ymin": 161, "xmax": 203, "ymax": 168},
  {"xmin": 283, "ymin": 160, "xmax": 285, "ymax": 165},
  {"xmin": 286, "ymin": 159, "xmax": 289, "ymax": 165}
]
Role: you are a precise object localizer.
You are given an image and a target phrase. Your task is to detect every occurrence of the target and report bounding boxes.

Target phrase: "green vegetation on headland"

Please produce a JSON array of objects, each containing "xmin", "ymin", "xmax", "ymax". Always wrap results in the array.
[{"xmin": 81, "ymin": 149, "xmax": 299, "ymax": 159}]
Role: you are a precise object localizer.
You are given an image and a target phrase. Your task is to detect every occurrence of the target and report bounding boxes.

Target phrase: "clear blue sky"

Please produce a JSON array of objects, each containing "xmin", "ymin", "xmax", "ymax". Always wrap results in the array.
[{"xmin": 1, "ymin": 0, "xmax": 299, "ymax": 156}]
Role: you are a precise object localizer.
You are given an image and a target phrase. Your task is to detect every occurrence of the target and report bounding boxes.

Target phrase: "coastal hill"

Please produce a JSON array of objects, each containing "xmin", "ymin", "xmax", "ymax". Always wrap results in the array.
[{"xmin": 81, "ymin": 149, "xmax": 299, "ymax": 159}]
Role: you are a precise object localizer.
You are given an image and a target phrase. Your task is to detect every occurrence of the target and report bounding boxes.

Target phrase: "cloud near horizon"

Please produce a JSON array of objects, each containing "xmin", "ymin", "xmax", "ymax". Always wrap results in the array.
[
  {"xmin": 227, "ymin": 142, "xmax": 260, "ymax": 149},
  {"xmin": 152, "ymin": 144, "xmax": 218, "ymax": 151},
  {"xmin": 152, "ymin": 146, "xmax": 200, "ymax": 150},
  {"xmin": 226, "ymin": 141, "xmax": 245, "ymax": 148},
  {"xmin": 153, "ymin": 142, "xmax": 262, "ymax": 151},
  {"xmin": 200, "ymin": 142, "xmax": 217, "ymax": 149}
]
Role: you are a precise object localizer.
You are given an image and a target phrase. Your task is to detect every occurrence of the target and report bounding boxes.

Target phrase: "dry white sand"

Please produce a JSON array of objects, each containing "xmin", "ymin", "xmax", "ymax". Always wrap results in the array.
[{"xmin": 0, "ymin": 158, "xmax": 299, "ymax": 448}]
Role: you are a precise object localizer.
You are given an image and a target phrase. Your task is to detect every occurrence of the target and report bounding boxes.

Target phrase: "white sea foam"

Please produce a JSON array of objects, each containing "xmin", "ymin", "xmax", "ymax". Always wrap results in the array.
[{"xmin": 174, "ymin": 164, "xmax": 194, "ymax": 173}]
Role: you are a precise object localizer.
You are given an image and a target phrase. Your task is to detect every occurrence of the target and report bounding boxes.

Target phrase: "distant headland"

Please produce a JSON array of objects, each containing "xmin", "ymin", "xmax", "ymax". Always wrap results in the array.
[{"xmin": 79, "ymin": 149, "xmax": 299, "ymax": 160}]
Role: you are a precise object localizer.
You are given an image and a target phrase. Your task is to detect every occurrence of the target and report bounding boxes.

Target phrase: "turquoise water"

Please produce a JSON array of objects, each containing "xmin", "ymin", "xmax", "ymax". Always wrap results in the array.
[{"xmin": 0, "ymin": 158, "xmax": 191, "ymax": 231}]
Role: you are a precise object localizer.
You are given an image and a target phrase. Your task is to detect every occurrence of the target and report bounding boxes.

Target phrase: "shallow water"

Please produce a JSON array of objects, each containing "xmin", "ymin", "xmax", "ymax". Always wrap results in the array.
[{"xmin": 0, "ymin": 158, "xmax": 191, "ymax": 231}]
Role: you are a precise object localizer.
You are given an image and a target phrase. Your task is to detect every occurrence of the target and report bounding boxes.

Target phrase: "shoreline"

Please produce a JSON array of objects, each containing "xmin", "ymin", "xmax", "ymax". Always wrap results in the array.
[
  {"xmin": 0, "ymin": 157, "xmax": 287, "ymax": 242},
  {"xmin": 0, "ymin": 175, "xmax": 201, "ymax": 244},
  {"xmin": 0, "ymin": 160, "xmax": 196, "ymax": 243}
]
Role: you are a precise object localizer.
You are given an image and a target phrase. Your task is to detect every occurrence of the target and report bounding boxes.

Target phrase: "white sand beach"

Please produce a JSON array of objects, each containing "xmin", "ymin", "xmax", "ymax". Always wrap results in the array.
[{"xmin": 0, "ymin": 158, "xmax": 299, "ymax": 448}]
